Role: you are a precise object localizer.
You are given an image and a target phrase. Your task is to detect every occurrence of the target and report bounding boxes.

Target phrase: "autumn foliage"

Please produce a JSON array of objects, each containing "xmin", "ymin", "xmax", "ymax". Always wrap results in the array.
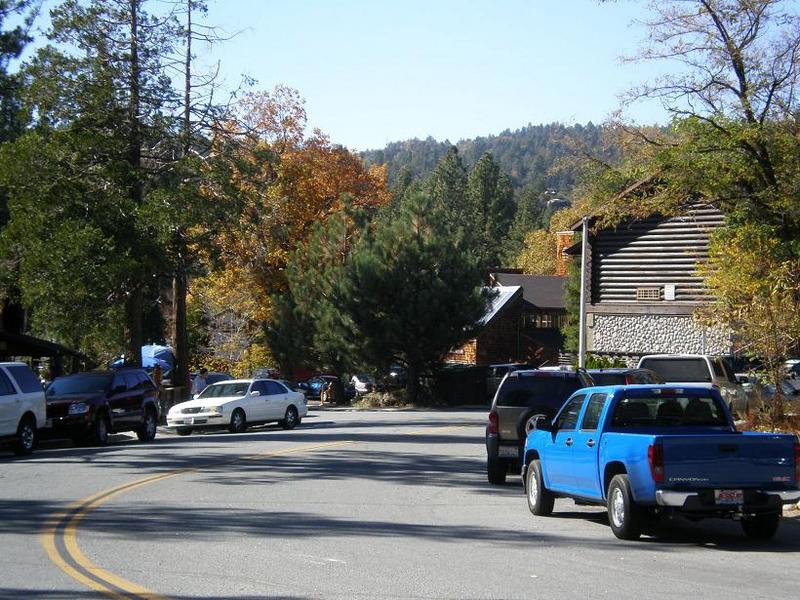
[{"xmin": 194, "ymin": 86, "xmax": 390, "ymax": 364}]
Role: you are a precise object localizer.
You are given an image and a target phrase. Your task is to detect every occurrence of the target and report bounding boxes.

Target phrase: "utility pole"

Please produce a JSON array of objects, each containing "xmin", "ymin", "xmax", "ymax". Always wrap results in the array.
[{"xmin": 578, "ymin": 216, "xmax": 588, "ymax": 368}]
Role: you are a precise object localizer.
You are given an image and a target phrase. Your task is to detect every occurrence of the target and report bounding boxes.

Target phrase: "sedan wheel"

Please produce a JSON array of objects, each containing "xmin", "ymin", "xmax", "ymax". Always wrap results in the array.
[
  {"xmin": 281, "ymin": 406, "xmax": 299, "ymax": 430},
  {"xmin": 229, "ymin": 408, "xmax": 247, "ymax": 434}
]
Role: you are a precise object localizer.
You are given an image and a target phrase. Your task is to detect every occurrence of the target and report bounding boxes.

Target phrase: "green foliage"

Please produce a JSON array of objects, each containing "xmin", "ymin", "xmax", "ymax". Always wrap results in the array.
[
  {"xmin": 336, "ymin": 191, "xmax": 492, "ymax": 402},
  {"xmin": 561, "ymin": 257, "xmax": 581, "ymax": 354},
  {"xmin": 466, "ymin": 152, "xmax": 515, "ymax": 267},
  {"xmin": 426, "ymin": 146, "xmax": 469, "ymax": 224},
  {"xmin": 362, "ymin": 122, "xmax": 610, "ymax": 193},
  {"xmin": 0, "ymin": 0, "xmax": 182, "ymax": 363},
  {"xmin": 697, "ymin": 223, "xmax": 800, "ymax": 426},
  {"xmin": 0, "ymin": 0, "xmax": 33, "ymax": 144},
  {"xmin": 278, "ymin": 190, "xmax": 493, "ymax": 403},
  {"xmin": 585, "ymin": 354, "xmax": 626, "ymax": 369}
]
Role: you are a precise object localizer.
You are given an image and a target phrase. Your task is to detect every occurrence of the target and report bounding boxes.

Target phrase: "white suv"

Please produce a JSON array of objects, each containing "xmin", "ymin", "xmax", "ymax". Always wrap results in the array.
[
  {"xmin": 637, "ymin": 354, "xmax": 747, "ymax": 415},
  {"xmin": 0, "ymin": 362, "xmax": 46, "ymax": 455}
]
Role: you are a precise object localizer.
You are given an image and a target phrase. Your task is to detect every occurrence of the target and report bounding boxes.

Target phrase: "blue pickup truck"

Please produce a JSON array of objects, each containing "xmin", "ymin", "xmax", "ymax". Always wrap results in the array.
[{"xmin": 522, "ymin": 385, "xmax": 800, "ymax": 540}]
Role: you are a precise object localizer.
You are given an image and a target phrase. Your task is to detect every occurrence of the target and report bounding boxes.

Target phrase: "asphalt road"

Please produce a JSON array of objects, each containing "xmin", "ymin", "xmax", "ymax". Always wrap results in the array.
[{"xmin": 1, "ymin": 408, "xmax": 798, "ymax": 600}]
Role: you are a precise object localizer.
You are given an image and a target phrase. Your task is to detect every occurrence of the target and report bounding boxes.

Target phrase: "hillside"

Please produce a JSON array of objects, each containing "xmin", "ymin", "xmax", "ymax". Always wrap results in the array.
[{"xmin": 361, "ymin": 122, "xmax": 609, "ymax": 194}]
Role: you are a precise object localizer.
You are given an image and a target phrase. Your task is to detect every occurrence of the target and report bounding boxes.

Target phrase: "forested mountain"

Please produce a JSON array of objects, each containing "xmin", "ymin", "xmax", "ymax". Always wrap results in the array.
[{"xmin": 361, "ymin": 122, "xmax": 608, "ymax": 193}]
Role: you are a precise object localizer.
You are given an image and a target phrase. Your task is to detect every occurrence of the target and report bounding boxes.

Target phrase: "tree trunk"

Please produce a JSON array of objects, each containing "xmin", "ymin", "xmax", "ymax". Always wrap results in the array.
[
  {"xmin": 126, "ymin": 287, "xmax": 143, "ymax": 367},
  {"xmin": 172, "ymin": 268, "xmax": 189, "ymax": 392},
  {"xmin": 405, "ymin": 363, "xmax": 418, "ymax": 404}
]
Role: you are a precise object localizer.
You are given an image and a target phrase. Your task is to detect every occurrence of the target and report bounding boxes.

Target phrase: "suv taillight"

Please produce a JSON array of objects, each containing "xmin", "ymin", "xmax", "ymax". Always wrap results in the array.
[
  {"xmin": 794, "ymin": 441, "xmax": 800, "ymax": 484},
  {"xmin": 487, "ymin": 410, "xmax": 498, "ymax": 435},
  {"xmin": 648, "ymin": 443, "xmax": 664, "ymax": 483}
]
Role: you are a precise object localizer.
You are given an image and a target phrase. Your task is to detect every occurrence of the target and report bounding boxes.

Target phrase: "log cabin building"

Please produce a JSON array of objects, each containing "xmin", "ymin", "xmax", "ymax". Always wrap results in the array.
[{"xmin": 565, "ymin": 204, "xmax": 733, "ymax": 359}]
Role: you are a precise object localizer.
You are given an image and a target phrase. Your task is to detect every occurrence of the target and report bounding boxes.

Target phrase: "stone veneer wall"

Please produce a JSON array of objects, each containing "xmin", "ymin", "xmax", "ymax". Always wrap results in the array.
[{"xmin": 589, "ymin": 313, "xmax": 731, "ymax": 356}]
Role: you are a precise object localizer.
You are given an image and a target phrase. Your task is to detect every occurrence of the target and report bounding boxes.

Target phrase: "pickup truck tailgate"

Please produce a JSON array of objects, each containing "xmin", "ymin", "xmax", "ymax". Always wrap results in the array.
[{"xmin": 662, "ymin": 434, "xmax": 796, "ymax": 488}]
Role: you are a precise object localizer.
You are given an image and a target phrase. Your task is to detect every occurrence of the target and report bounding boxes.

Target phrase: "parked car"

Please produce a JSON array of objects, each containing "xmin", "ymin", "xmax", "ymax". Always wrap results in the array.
[
  {"xmin": 166, "ymin": 378, "xmax": 307, "ymax": 436},
  {"xmin": 522, "ymin": 385, "xmax": 800, "ymax": 541},
  {"xmin": 303, "ymin": 375, "xmax": 355, "ymax": 404},
  {"xmin": 486, "ymin": 363, "xmax": 535, "ymax": 402},
  {"xmin": 351, "ymin": 374, "xmax": 375, "ymax": 395},
  {"xmin": 485, "ymin": 367, "xmax": 594, "ymax": 484},
  {"xmin": 0, "ymin": 362, "xmax": 46, "ymax": 455},
  {"xmin": 638, "ymin": 354, "xmax": 747, "ymax": 415},
  {"xmin": 302, "ymin": 375, "xmax": 338, "ymax": 400},
  {"xmin": 45, "ymin": 369, "xmax": 159, "ymax": 446},
  {"xmin": 587, "ymin": 368, "xmax": 664, "ymax": 386}
]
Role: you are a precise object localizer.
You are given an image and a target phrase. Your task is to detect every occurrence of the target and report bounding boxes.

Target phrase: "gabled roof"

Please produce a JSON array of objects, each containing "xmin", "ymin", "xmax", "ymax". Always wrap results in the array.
[
  {"xmin": 490, "ymin": 274, "xmax": 567, "ymax": 310},
  {"xmin": 479, "ymin": 285, "xmax": 522, "ymax": 327}
]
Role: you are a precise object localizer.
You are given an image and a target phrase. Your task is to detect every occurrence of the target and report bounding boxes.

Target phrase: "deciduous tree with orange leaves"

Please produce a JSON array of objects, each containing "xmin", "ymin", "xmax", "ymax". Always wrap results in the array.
[{"xmin": 195, "ymin": 86, "xmax": 390, "ymax": 364}]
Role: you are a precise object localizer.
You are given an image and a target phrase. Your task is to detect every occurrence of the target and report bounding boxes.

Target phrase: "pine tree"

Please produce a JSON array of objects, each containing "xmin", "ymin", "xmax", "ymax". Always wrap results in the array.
[
  {"xmin": 0, "ymin": 0, "xmax": 180, "ymax": 361},
  {"xmin": 502, "ymin": 183, "xmax": 546, "ymax": 263},
  {"xmin": 466, "ymin": 152, "xmax": 515, "ymax": 267},
  {"xmin": 335, "ymin": 191, "xmax": 492, "ymax": 403},
  {"xmin": 426, "ymin": 146, "xmax": 468, "ymax": 226}
]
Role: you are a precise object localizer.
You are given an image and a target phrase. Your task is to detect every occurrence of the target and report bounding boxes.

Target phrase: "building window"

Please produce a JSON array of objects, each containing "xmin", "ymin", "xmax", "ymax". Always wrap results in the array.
[{"xmin": 636, "ymin": 287, "xmax": 662, "ymax": 302}]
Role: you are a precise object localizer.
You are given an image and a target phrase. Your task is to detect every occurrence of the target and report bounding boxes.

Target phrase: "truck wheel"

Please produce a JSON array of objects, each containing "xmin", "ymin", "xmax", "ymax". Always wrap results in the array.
[
  {"xmin": 13, "ymin": 416, "xmax": 36, "ymax": 456},
  {"xmin": 487, "ymin": 457, "xmax": 507, "ymax": 485},
  {"xmin": 607, "ymin": 474, "xmax": 642, "ymax": 540},
  {"xmin": 741, "ymin": 512, "xmax": 780, "ymax": 540},
  {"xmin": 526, "ymin": 460, "xmax": 554, "ymax": 516}
]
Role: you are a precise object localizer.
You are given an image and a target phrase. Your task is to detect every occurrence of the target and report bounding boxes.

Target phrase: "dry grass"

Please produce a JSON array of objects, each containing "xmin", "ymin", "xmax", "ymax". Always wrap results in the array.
[{"xmin": 350, "ymin": 389, "xmax": 414, "ymax": 409}]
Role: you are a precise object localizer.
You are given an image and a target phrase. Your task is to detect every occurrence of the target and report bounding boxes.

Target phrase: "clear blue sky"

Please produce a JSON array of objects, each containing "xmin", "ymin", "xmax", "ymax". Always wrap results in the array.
[
  {"xmin": 196, "ymin": 0, "xmax": 669, "ymax": 151},
  {"xmin": 200, "ymin": 0, "xmax": 668, "ymax": 151}
]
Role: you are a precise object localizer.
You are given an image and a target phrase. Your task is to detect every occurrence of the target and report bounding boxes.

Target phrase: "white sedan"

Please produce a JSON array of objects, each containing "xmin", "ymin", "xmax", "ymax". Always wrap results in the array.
[{"xmin": 166, "ymin": 378, "xmax": 307, "ymax": 436}]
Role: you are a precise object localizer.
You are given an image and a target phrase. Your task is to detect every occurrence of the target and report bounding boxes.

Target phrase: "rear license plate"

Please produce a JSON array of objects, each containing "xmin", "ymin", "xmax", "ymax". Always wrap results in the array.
[
  {"xmin": 715, "ymin": 489, "xmax": 744, "ymax": 505},
  {"xmin": 498, "ymin": 446, "xmax": 518, "ymax": 458}
]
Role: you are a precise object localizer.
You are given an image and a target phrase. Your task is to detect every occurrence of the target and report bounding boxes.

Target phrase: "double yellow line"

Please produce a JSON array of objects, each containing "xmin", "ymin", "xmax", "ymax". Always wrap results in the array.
[{"xmin": 41, "ymin": 440, "xmax": 356, "ymax": 599}]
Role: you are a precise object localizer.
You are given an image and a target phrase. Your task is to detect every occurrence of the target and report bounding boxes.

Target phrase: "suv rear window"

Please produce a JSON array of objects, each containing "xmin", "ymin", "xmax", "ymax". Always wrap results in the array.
[
  {"xmin": 496, "ymin": 377, "xmax": 584, "ymax": 408},
  {"xmin": 639, "ymin": 358, "xmax": 711, "ymax": 383},
  {"xmin": 6, "ymin": 365, "xmax": 43, "ymax": 393}
]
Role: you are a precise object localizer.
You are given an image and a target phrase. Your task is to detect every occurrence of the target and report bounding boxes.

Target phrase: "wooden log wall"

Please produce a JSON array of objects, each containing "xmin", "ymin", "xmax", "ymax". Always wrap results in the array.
[{"xmin": 591, "ymin": 206, "xmax": 725, "ymax": 304}]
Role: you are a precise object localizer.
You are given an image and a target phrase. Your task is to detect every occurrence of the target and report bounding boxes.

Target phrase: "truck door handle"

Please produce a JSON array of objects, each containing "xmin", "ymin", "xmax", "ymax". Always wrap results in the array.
[
  {"xmin": 586, "ymin": 439, "xmax": 595, "ymax": 447},
  {"xmin": 565, "ymin": 438, "xmax": 573, "ymax": 446}
]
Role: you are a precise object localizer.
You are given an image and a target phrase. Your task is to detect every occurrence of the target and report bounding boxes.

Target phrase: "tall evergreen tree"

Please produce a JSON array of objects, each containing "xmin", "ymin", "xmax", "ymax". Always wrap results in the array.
[
  {"xmin": 502, "ymin": 183, "xmax": 546, "ymax": 263},
  {"xmin": 0, "ymin": 0, "xmax": 33, "ymax": 145},
  {"xmin": 426, "ymin": 146, "xmax": 468, "ymax": 226},
  {"xmin": 0, "ymin": 0, "xmax": 180, "ymax": 361},
  {"xmin": 466, "ymin": 152, "xmax": 515, "ymax": 266},
  {"xmin": 334, "ymin": 191, "xmax": 492, "ymax": 403}
]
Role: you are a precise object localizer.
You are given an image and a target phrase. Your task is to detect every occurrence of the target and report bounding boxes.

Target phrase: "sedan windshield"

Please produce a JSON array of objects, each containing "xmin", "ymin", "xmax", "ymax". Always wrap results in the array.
[
  {"xmin": 198, "ymin": 382, "xmax": 250, "ymax": 398},
  {"xmin": 47, "ymin": 374, "xmax": 112, "ymax": 396}
]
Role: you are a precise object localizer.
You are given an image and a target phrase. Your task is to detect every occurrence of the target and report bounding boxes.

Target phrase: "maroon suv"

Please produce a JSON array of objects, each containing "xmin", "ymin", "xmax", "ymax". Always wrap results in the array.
[{"xmin": 46, "ymin": 369, "xmax": 159, "ymax": 446}]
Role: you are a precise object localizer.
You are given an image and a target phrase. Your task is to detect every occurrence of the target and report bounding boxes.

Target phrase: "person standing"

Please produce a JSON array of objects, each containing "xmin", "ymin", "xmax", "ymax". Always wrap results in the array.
[{"xmin": 192, "ymin": 368, "xmax": 208, "ymax": 395}]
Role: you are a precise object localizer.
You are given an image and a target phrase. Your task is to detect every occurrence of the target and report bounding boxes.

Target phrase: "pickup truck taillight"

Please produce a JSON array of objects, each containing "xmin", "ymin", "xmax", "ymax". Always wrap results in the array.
[
  {"xmin": 487, "ymin": 410, "xmax": 498, "ymax": 435},
  {"xmin": 648, "ymin": 443, "xmax": 664, "ymax": 483}
]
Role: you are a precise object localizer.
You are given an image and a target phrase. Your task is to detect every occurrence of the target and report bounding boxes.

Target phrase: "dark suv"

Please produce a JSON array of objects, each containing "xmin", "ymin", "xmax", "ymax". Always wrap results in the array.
[
  {"xmin": 46, "ymin": 369, "xmax": 159, "ymax": 446},
  {"xmin": 486, "ymin": 368, "xmax": 594, "ymax": 484},
  {"xmin": 586, "ymin": 368, "xmax": 663, "ymax": 386}
]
